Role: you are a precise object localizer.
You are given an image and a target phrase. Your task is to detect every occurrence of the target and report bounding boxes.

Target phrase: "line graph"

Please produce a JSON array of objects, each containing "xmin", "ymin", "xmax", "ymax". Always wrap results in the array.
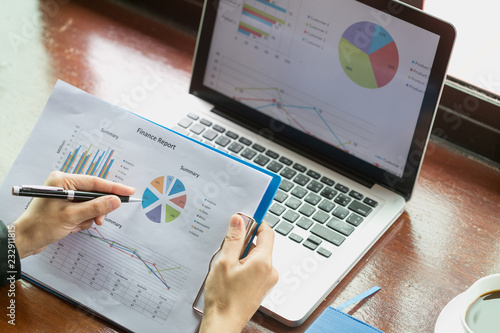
[
  {"xmin": 79, "ymin": 227, "xmax": 181, "ymax": 290},
  {"xmin": 208, "ymin": 54, "xmax": 376, "ymax": 160},
  {"xmin": 40, "ymin": 225, "xmax": 190, "ymax": 324},
  {"xmin": 234, "ymin": 86, "xmax": 348, "ymax": 150}
]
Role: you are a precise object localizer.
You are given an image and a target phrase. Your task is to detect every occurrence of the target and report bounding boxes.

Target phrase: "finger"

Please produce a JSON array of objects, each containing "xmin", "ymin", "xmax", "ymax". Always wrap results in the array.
[
  {"xmin": 252, "ymin": 221, "xmax": 275, "ymax": 255},
  {"xmin": 67, "ymin": 195, "xmax": 121, "ymax": 225},
  {"xmin": 47, "ymin": 171, "xmax": 135, "ymax": 196},
  {"xmin": 218, "ymin": 214, "xmax": 246, "ymax": 262}
]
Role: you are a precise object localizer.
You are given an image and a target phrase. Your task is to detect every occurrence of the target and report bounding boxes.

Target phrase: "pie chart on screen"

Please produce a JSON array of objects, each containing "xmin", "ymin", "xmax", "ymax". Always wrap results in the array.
[
  {"xmin": 142, "ymin": 176, "xmax": 187, "ymax": 223},
  {"xmin": 339, "ymin": 21, "xmax": 399, "ymax": 89}
]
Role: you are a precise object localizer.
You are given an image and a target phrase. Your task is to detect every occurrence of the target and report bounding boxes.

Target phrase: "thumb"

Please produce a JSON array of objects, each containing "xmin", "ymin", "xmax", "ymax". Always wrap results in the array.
[{"xmin": 218, "ymin": 214, "xmax": 246, "ymax": 262}]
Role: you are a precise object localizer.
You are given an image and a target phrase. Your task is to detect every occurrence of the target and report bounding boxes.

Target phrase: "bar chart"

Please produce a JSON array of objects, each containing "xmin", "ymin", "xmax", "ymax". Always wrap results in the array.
[
  {"xmin": 56, "ymin": 126, "xmax": 125, "ymax": 180},
  {"xmin": 237, "ymin": 0, "xmax": 299, "ymax": 56}
]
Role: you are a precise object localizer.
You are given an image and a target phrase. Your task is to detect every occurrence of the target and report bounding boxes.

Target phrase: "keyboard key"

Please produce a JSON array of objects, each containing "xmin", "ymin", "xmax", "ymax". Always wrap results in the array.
[
  {"xmin": 312, "ymin": 210, "xmax": 330, "ymax": 224},
  {"xmin": 305, "ymin": 193, "xmax": 322, "ymax": 206},
  {"xmin": 289, "ymin": 233, "xmax": 303, "ymax": 243},
  {"xmin": 202, "ymin": 130, "xmax": 218, "ymax": 141},
  {"xmin": 307, "ymin": 235, "xmax": 322, "ymax": 245},
  {"xmin": 327, "ymin": 217, "xmax": 355, "ymax": 236},
  {"xmin": 200, "ymin": 118, "xmax": 212, "ymax": 126},
  {"xmin": 332, "ymin": 206, "xmax": 350, "ymax": 219},
  {"xmin": 297, "ymin": 217, "xmax": 314, "ymax": 230},
  {"xmin": 348, "ymin": 200, "xmax": 373, "ymax": 217},
  {"xmin": 241, "ymin": 148, "xmax": 257, "ymax": 160},
  {"xmin": 275, "ymin": 221, "xmax": 294, "ymax": 236},
  {"xmin": 335, "ymin": 183, "xmax": 349, "ymax": 193},
  {"xmin": 320, "ymin": 187, "xmax": 338, "ymax": 200},
  {"xmin": 317, "ymin": 247, "xmax": 332, "ymax": 258},
  {"xmin": 320, "ymin": 176, "xmax": 335, "ymax": 186},
  {"xmin": 226, "ymin": 131, "xmax": 238, "ymax": 139},
  {"xmin": 285, "ymin": 197, "xmax": 302, "ymax": 210},
  {"xmin": 293, "ymin": 163, "xmax": 307, "ymax": 173},
  {"xmin": 212, "ymin": 124, "xmax": 225, "ymax": 133},
  {"xmin": 267, "ymin": 161, "xmax": 284, "ymax": 173},
  {"xmin": 363, "ymin": 197, "xmax": 379, "ymax": 207},
  {"xmin": 306, "ymin": 170, "xmax": 321, "ymax": 179},
  {"xmin": 294, "ymin": 174, "xmax": 310, "ymax": 186},
  {"xmin": 303, "ymin": 240, "xmax": 319, "ymax": 251},
  {"xmin": 349, "ymin": 190, "xmax": 364, "ymax": 200},
  {"xmin": 177, "ymin": 118, "xmax": 192, "ymax": 128},
  {"xmin": 283, "ymin": 210, "xmax": 300, "ymax": 223},
  {"xmin": 346, "ymin": 213, "xmax": 364, "ymax": 226},
  {"xmin": 228, "ymin": 142, "xmax": 244, "ymax": 154},
  {"xmin": 264, "ymin": 213, "xmax": 280, "ymax": 228},
  {"xmin": 190, "ymin": 124, "xmax": 205, "ymax": 135},
  {"xmin": 334, "ymin": 193, "xmax": 352, "ymax": 206},
  {"xmin": 187, "ymin": 112, "xmax": 199, "ymax": 120},
  {"xmin": 238, "ymin": 137, "xmax": 252, "ymax": 146},
  {"xmin": 266, "ymin": 150, "xmax": 279, "ymax": 159},
  {"xmin": 215, "ymin": 136, "xmax": 230, "ymax": 147},
  {"xmin": 252, "ymin": 143, "xmax": 265, "ymax": 152},
  {"xmin": 311, "ymin": 224, "xmax": 345, "ymax": 246},
  {"xmin": 273, "ymin": 190, "xmax": 288, "ymax": 203},
  {"xmin": 269, "ymin": 203, "xmax": 286, "ymax": 216},
  {"xmin": 318, "ymin": 199, "xmax": 335, "ymax": 212},
  {"xmin": 291, "ymin": 186, "xmax": 307, "ymax": 198},
  {"xmin": 280, "ymin": 167, "xmax": 297, "ymax": 179},
  {"xmin": 254, "ymin": 154, "xmax": 270, "ymax": 166},
  {"xmin": 299, "ymin": 204, "xmax": 315, "ymax": 217},
  {"xmin": 279, "ymin": 179, "xmax": 294, "ymax": 192},
  {"xmin": 307, "ymin": 180, "xmax": 324, "ymax": 193},
  {"xmin": 279, "ymin": 156, "xmax": 293, "ymax": 166}
]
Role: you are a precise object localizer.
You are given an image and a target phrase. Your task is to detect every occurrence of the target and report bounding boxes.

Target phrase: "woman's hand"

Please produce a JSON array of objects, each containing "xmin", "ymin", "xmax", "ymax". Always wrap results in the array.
[
  {"xmin": 200, "ymin": 214, "xmax": 278, "ymax": 333},
  {"xmin": 12, "ymin": 171, "xmax": 135, "ymax": 258}
]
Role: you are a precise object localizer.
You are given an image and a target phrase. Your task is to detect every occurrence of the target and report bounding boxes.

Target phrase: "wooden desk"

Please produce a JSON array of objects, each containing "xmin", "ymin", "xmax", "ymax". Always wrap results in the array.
[{"xmin": 1, "ymin": 1, "xmax": 499, "ymax": 332}]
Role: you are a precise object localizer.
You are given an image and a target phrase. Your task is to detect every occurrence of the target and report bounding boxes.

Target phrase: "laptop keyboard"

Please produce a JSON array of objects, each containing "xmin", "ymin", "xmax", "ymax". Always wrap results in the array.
[{"xmin": 174, "ymin": 113, "xmax": 378, "ymax": 258}]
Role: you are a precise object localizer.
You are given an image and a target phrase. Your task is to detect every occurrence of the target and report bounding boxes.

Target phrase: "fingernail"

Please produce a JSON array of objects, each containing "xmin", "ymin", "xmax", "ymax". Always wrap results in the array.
[
  {"xmin": 107, "ymin": 197, "xmax": 121, "ymax": 211},
  {"xmin": 229, "ymin": 215, "xmax": 242, "ymax": 228}
]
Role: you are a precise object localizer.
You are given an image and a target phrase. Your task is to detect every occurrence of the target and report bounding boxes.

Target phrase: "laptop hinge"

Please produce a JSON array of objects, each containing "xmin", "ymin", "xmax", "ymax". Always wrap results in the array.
[{"xmin": 211, "ymin": 108, "xmax": 376, "ymax": 189}]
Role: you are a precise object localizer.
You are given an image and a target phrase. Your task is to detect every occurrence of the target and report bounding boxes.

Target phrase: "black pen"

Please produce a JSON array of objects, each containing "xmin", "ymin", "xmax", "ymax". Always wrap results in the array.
[{"xmin": 12, "ymin": 185, "xmax": 142, "ymax": 203}]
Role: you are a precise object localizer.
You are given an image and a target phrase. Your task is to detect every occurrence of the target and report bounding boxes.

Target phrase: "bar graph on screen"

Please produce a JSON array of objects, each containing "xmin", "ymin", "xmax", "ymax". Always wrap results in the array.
[{"xmin": 237, "ymin": 0, "xmax": 299, "ymax": 56}]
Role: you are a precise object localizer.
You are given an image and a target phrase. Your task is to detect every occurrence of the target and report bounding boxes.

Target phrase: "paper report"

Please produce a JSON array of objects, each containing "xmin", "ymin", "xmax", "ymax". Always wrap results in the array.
[{"xmin": 0, "ymin": 81, "xmax": 279, "ymax": 332}]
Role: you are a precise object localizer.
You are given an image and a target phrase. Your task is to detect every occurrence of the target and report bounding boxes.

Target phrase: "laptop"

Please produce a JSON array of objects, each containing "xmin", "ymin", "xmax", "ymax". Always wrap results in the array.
[{"xmin": 173, "ymin": 0, "xmax": 455, "ymax": 326}]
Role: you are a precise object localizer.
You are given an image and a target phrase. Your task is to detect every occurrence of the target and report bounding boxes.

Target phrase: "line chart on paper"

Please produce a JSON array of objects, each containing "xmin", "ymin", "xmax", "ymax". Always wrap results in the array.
[{"xmin": 39, "ymin": 226, "xmax": 190, "ymax": 324}]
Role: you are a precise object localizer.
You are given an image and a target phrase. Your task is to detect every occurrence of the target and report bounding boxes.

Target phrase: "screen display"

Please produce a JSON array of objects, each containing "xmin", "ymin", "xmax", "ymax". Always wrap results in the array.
[{"xmin": 202, "ymin": 0, "xmax": 440, "ymax": 178}]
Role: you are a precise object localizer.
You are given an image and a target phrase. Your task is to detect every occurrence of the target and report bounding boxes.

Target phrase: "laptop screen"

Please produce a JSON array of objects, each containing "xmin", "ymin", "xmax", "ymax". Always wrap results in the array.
[{"xmin": 190, "ymin": 0, "xmax": 455, "ymax": 199}]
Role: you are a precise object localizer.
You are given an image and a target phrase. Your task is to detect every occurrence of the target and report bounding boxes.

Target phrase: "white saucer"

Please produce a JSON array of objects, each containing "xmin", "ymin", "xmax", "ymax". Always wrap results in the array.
[{"xmin": 434, "ymin": 293, "xmax": 465, "ymax": 333}]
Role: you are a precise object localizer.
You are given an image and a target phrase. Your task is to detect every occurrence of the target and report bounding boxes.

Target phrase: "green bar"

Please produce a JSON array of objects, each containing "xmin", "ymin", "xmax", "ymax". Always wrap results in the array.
[
  {"xmin": 243, "ymin": 3, "xmax": 286, "ymax": 25},
  {"xmin": 239, "ymin": 21, "xmax": 269, "ymax": 38}
]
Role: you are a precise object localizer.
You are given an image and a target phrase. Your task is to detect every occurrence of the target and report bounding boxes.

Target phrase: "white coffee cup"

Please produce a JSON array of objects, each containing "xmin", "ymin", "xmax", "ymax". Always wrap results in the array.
[{"xmin": 458, "ymin": 273, "xmax": 500, "ymax": 333}]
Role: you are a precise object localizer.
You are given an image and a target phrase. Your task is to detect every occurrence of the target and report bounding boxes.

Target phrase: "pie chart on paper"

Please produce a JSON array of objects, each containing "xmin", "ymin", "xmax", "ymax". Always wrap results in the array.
[
  {"xmin": 339, "ymin": 21, "xmax": 399, "ymax": 88},
  {"xmin": 142, "ymin": 176, "xmax": 187, "ymax": 223}
]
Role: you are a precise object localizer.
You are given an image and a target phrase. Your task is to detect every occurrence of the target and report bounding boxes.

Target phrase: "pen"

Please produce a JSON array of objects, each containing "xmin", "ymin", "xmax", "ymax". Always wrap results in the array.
[{"xmin": 12, "ymin": 185, "xmax": 142, "ymax": 203}]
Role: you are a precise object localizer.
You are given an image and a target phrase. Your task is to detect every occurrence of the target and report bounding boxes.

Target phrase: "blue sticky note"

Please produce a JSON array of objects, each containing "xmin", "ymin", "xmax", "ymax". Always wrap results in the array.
[
  {"xmin": 305, "ymin": 286, "xmax": 384, "ymax": 333},
  {"xmin": 305, "ymin": 306, "xmax": 384, "ymax": 333}
]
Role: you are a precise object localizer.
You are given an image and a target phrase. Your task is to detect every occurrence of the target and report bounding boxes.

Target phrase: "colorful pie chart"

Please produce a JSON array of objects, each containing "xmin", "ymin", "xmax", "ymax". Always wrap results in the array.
[
  {"xmin": 142, "ymin": 176, "xmax": 187, "ymax": 223},
  {"xmin": 339, "ymin": 21, "xmax": 399, "ymax": 89}
]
